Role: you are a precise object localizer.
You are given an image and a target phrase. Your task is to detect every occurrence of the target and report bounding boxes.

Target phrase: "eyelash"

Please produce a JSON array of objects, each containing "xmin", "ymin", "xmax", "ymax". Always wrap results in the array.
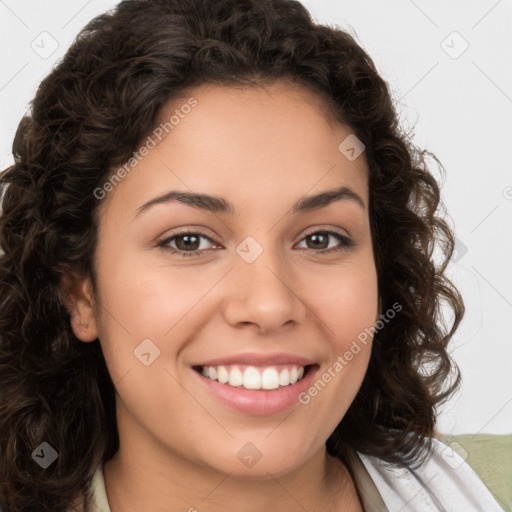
[{"xmin": 156, "ymin": 228, "xmax": 355, "ymax": 257}]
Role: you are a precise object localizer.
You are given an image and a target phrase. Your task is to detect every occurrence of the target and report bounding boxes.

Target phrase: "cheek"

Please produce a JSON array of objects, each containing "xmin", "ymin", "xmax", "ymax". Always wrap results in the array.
[
  {"xmin": 304, "ymin": 257, "xmax": 379, "ymax": 349},
  {"xmin": 92, "ymin": 246, "xmax": 217, "ymax": 391},
  {"xmin": 296, "ymin": 268, "xmax": 377, "ymax": 440},
  {"xmin": 299, "ymin": 254, "xmax": 378, "ymax": 405},
  {"xmin": 92, "ymin": 252, "xmax": 214, "ymax": 431},
  {"xmin": 95, "ymin": 251, "xmax": 213, "ymax": 339}
]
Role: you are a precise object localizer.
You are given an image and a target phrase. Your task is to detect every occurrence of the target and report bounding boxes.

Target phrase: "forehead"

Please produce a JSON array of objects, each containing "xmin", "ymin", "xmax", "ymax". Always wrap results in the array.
[{"xmin": 98, "ymin": 79, "xmax": 369, "ymax": 218}]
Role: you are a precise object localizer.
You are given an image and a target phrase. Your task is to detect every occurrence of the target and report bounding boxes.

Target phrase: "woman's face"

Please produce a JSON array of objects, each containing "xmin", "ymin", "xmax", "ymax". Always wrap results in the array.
[{"xmin": 74, "ymin": 80, "xmax": 379, "ymax": 477}]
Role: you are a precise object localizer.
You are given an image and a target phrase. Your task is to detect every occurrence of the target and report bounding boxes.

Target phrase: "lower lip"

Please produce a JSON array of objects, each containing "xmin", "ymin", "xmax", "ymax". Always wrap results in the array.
[{"xmin": 192, "ymin": 365, "xmax": 319, "ymax": 416}]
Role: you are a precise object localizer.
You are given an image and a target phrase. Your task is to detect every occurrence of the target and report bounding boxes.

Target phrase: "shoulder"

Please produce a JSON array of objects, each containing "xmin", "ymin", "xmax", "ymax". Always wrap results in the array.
[{"xmin": 356, "ymin": 437, "xmax": 505, "ymax": 512}]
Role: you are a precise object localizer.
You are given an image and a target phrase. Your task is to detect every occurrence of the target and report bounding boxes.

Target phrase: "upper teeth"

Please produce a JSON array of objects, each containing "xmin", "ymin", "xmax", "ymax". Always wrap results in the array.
[{"xmin": 200, "ymin": 365, "xmax": 305, "ymax": 390}]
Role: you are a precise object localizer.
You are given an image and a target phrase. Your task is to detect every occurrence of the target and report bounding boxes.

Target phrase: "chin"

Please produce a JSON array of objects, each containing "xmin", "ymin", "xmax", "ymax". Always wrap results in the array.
[{"xmin": 197, "ymin": 438, "xmax": 315, "ymax": 480}]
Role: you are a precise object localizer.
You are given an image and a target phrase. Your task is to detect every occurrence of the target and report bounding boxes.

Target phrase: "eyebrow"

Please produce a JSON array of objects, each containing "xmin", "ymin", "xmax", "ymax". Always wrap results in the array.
[{"xmin": 135, "ymin": 185, "xmax": 366, "ymax": 217}]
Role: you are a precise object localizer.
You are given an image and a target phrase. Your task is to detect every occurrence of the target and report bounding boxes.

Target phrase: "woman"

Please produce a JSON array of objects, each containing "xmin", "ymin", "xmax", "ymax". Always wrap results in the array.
[{"xmin": 0, "ymin": 0, "xmax": 505, "ymax": 510}]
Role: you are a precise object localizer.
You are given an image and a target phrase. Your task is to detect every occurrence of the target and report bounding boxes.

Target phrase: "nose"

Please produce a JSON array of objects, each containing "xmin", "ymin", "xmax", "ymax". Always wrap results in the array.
[{"xmin": 221, "ymin": 244, "xmax": 307, "ymax": 335}]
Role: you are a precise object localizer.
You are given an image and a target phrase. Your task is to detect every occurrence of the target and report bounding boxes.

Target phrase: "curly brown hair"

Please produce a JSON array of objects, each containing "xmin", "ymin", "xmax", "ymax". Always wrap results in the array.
[{"xmin": 0, "ymin": 0, "xmax": 464, "ymax": 510}]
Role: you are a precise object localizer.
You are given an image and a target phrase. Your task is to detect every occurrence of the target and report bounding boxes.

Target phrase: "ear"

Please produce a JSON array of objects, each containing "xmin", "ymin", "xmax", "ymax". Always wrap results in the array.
[{"xmin": 59, "ymin": 266, "xmax": 99, "ymax": 342}]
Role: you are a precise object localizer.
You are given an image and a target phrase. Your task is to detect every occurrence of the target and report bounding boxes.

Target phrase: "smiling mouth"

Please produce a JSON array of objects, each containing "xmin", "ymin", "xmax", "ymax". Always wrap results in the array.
[{"xmin": 192, "ymin": 364, "xmax": 316, "ymax": 391}]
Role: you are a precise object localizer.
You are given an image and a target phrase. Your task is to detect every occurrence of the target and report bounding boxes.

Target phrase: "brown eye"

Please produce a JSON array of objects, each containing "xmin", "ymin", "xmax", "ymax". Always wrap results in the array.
[
  {"xmin": 157, "ymin": 232, "xmax": 219, "ymax": 256},
  {"xmin": 297, "ymin": 230, "xmax": 354, "ymax": 253},
  {"xmin": 174, "ymin": 234, "xmax": 201, "ymax": 251}
]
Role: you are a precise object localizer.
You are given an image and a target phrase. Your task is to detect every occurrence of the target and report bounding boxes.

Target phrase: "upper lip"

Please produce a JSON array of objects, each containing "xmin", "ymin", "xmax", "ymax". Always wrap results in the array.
[{"xmin": 193, "ymin": 352, "xmax": 316, "ymax": 367}]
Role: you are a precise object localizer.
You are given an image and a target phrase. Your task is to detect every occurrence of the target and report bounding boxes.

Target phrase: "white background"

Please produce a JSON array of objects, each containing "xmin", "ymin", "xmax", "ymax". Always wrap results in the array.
[{"xmin": 0, "ymin": 0, "xmax": 511, "ymax": 435}]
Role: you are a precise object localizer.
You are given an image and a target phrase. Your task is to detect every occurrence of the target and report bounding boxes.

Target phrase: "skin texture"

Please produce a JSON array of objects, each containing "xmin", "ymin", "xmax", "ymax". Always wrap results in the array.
[{"xmin": 65, "ymin": 80, "xmax": 379, "ymax": 511}]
